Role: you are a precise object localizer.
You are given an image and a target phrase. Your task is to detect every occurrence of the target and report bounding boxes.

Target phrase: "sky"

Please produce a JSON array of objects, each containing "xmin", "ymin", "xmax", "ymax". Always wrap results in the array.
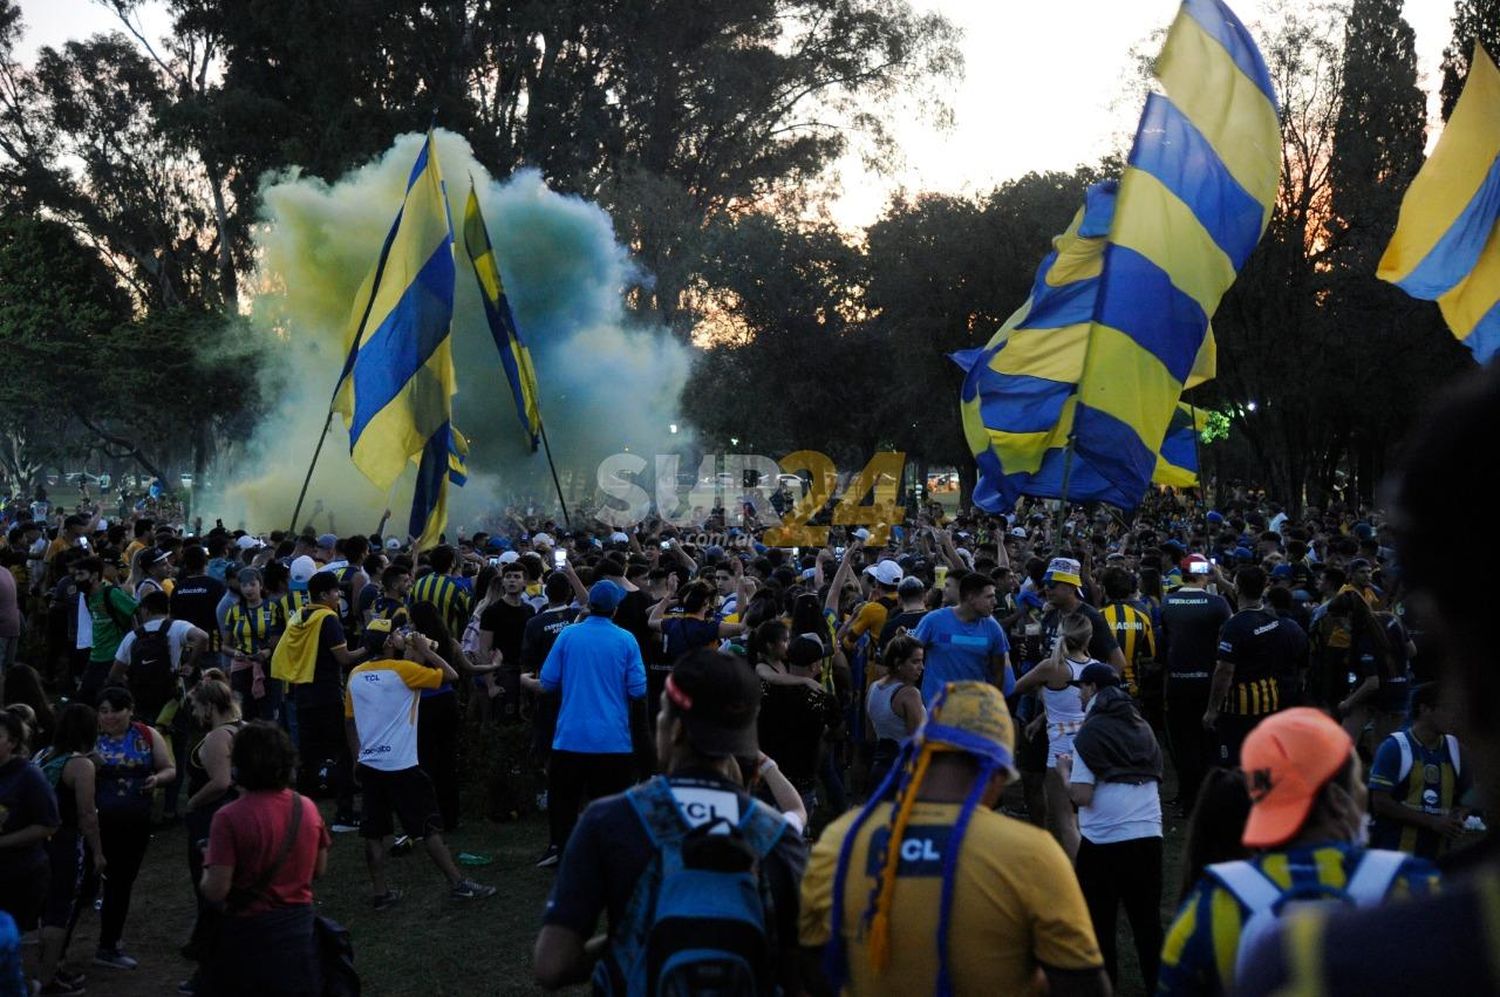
[{"xmin": 15, "ymin": 0, "xmax": 1460, "ymax": 229}]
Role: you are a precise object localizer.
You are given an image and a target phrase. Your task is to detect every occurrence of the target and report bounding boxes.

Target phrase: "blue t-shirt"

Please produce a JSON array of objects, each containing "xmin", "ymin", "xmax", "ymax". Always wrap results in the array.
[
  {"xmin": 539, "ymin": 616, "xmax": 647, "ymax": 754},
  {"xmin": 912, "ymin": 608, "xmax": 1011, "ymax": 704}
]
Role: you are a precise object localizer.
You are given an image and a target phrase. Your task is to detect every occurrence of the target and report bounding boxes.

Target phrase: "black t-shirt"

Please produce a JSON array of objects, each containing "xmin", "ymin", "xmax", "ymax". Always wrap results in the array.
[
  {"xmin": 543, "ymin": 773, "xmax": 805, "ymax": 986},
  {"xmin": 1217, "ymin": 608, "xmax": 1308, "ymax": 688},
  {"xmin": 879, "ymin": 609, "xmax": 928, "ymax": 650},
  {"xmin": 613, "ymin": 588, "xmax": 655, "ymax": 662},
  {"xmin": 297, "ymin": 614, "xmax": 348, "ymax": 708},
  {"xmin": 757, "ymin": 681, "xmax": 841, "ymax": 790},
  {"xmin": 1160, "ymin": 587, "xmax": 1233, "ymax": 696},
  {"xmin": 0, "ymin": 756, "xmax": 59, "ymax": 877},
  {"xmin": 479, "ymin": 599, "xmax": 535, "ymax": 670},
  {"xmin": 1039, "ymin": 602, "xmax": 1119, "ymax": 668},
  {"xmin": 661, "ymin": 616, "xmax": 721, "ymax": 661},
  {"xmin": 522, "ymin": 606, "xmax": 579, "ymax": 673},
  {"xmin": 170, "ymin": 574, "xmax": 226, "ymax": 639}
]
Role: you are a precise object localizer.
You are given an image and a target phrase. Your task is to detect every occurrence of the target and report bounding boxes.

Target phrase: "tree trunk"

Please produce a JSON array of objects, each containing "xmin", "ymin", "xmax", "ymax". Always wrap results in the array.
[{"xmin": 74, "ymin": 414, "xmax": 170, "ymax": 489}]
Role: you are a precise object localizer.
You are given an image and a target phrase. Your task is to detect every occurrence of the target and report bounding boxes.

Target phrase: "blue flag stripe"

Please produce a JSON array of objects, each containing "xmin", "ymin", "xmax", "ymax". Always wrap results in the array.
[
  {"xmin": 1131, "ymin": 94, "xmax": 1265, "ymax": 270},
  {"xmin": 348, "ymin": 246, "xmax": 456, "ymax": 443},
  {"xmin": 1183, "ymin": 0, "xmax": 1277, "ymax": 105},
  {"xmin": 974, "ymin": 371, "xmax": 1074, "ymax": 434},
  {"xmin": 1015, "ymin": 274, "xmax": 1101, "ymax": 329},
  {"xmin": 1391, "ymin": 155, "xmax": 1500, "ymax": 299},
  {"xmin": 1070, "ymin": 405, "xmax": 1162, "ymax": 501},
  {"xmin": 1092, "ymin": 244, "xmax": 1209, "ymax": 384}
]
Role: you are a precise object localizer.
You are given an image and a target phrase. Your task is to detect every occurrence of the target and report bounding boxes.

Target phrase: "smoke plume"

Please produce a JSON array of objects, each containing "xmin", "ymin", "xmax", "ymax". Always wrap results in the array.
[{"xmin": 218, "ymin": 129, "xmax": 692, "ymax": 534}]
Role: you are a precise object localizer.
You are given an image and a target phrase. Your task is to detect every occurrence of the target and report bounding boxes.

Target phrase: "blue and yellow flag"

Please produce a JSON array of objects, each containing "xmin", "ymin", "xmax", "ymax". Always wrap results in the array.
[
  {"xmin": 463, "ymin": 182, "xmax": 543, "ymax": 450},
  {"xmin": 1379, "ymin": 44, "xmax": 1500, "ymax": 363},
  {"xmin": 1070, "ymin": 0, "xmax": 1279, "ymax": 505},
  {"xmin": 954, "ymin": 183, "xmax": 1208, "ymax": 510},
  {"xmin": 333, "ymin": 131, "xmax": 458, "ymax": 492},
  {"xmin": 409, "ymin": 422, "xmax": 466, "ymax": 549}
]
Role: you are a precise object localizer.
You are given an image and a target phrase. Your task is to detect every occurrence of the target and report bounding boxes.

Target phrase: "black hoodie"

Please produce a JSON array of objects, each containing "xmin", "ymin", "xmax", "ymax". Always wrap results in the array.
[{"xmin": 1073, "ymin": 686, "xmax": 1163, "ymax": 785}]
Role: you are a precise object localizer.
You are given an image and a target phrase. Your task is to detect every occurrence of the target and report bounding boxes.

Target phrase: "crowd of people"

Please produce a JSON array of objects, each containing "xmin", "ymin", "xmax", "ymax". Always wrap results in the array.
[{"xmin": 0, "ymin": 368, "xmax": 1490, "ymax": 995}]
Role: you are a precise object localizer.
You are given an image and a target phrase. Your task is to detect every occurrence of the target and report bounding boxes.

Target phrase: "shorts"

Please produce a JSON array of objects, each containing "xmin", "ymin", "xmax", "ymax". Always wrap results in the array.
[
  {"xmin": 0, "ymin": 863, "xmax": 49, "ymax": 932},
  {"xmin": 357, "ymin": 764, "xmax": 443, "ymax": 841},
  {"xmin": 1046, "ymin": 728, "xmax": 1078, "ymax": 770}
]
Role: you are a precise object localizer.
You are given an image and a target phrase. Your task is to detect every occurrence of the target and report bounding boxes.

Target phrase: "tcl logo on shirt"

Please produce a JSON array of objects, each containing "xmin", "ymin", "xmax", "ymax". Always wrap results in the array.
[
  {"xmin": 866, "ymin": 825, "xmax": 954, "ymax": 877},
  {"xmin": 669, "ymin": 786, "xmax": 741, "ymax": 831}
]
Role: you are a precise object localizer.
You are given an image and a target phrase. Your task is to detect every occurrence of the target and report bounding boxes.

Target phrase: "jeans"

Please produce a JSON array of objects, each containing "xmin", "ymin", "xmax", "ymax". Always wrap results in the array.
[
  {"xmin": 1075, "ymin": 835, "xmax": 1164, "ymax": 991},
  {"xmin": 547, "ymin": 751, "xmax": 636, "ymax": 850}
]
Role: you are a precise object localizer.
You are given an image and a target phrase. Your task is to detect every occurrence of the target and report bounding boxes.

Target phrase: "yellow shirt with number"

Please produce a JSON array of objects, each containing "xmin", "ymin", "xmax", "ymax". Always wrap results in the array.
[{"xmin": 800, "ymin": 800, "xmax": 1102, "ymax": 995}]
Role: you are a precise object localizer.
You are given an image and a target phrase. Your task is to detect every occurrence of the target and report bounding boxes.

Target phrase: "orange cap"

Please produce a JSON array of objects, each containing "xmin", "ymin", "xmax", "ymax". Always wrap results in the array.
[{"xmin": 1240, "ymin": 708, "xmax": 1353, "ymax": 849}]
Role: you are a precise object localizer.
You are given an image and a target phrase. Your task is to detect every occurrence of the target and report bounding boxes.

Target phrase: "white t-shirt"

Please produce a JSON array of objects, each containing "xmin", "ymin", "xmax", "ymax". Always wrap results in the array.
[
  {"xmin": 114, "ymin": 618, "xmax": 198, "ymax": 667},
  {"xmin": 343, "ymin": 658, "xmax": 442, "ymax": 771},
  {"xmin": 1070, "ymin": 753, "xmax": 1162, "ymax": 845}
]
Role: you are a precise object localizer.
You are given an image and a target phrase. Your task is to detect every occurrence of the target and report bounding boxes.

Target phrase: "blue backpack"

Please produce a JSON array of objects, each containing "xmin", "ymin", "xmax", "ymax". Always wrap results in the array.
[{"xmin": 596, "ymin": 777, "xmax": 787, "ymax": 996}]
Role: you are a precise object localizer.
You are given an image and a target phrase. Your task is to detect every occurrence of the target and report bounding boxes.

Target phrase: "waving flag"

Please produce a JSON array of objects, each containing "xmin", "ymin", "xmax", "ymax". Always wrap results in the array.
[
  {"xmin": 1070, "ymin": 0, "xmax": 1280, "ymax": 505},
  {"xmin": 1379, "ymin": 44, "xmax": 1500, "ymax": 362},
  {"xmin": 954, "ymin": 183, "xmax": 1210, "ymax": 510},
  {"xmin": 332, "ymin": 131, "xmax": 458, "ymax": 492},
  {"xmin": 463, "ymin": 182, "xmax": 543, "ymax": 451}
]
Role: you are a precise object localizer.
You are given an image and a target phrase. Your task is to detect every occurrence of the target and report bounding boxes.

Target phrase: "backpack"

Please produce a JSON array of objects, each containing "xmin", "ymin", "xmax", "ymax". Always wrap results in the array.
[
  {"xmin": 596, "ymin": 776, "xmax": 786, "ymax": 996},
  {"xmin": 1209, "ymin": 848, "xmax": 1408, "ymax": 985},
  {"xmin": 128, "ymin": 621, "xmax": 178, "ymax": 714}
]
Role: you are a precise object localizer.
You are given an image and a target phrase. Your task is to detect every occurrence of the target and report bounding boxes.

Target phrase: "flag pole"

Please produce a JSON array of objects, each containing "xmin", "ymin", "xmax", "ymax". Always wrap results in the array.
[{"xmin": 537, "ymin": 418, "xmax": 572, "ymax": 529}]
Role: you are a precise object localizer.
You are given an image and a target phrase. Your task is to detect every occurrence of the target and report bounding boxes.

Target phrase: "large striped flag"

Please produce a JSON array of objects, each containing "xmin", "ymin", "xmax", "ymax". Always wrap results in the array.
[
  {"xmin": 331, "ymin": 131, "xmax": 461, "ymax": 547},
  {"xmin": 954, "ymin": 183, "xmax": 1209, "ymax": 510},
  {"xmin": 463, "ymin": 182, "xmax": 543, "ymax": 451},
  {"xmin": 1378, "ymin": 44, "xmax": 1500, "ymax": 362},
  {"xmin": 1069, "ymin": 0, "xmax": 1280, "ymax": 505}
]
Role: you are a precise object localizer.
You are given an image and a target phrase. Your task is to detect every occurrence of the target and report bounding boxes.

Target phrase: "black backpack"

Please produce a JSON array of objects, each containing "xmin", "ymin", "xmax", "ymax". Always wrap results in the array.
[{"xmin": 128, "ymin": 621, "xmax": 177, "ymax": 715}]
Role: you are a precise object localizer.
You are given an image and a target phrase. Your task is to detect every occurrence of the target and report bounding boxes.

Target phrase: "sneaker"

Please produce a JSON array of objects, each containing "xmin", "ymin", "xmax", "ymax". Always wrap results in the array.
[
  {"xmin": 92, "ymin": 948, "xmax": 137, "ymax": 971},
  {"xmin": 389, "ymin": 835, "xmax": 414, "ymax": 857},
  {"xmin": 40, "ymin": 978, "xmax": 85, "ymax": 996},
  {"xmin": 371, "ymin": 888, "xmax": 403, "ymax": 912},
  {"xmin": 330, "ymin": 814, "xmax": 361, "ymax": 834},
  {"xmin": 534, "ymin": 845, "xmax": 561, "ymax": 869},
  {"xmin": 450, "ymin": 878, "xmax": 497, "ymax": 900}
]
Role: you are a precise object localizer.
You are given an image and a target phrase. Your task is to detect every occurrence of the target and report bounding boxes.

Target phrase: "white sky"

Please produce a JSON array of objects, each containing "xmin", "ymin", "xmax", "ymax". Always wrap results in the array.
[{"xmin": 16, "ymin": 0, "xmax": 1458, "ymax": 229}]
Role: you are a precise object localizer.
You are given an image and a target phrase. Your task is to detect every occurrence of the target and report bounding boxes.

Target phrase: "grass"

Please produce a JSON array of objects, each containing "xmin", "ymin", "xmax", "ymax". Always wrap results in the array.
[{"xmin": 40, "ymin": 760, "xmax": 1187, "ymax": 997}]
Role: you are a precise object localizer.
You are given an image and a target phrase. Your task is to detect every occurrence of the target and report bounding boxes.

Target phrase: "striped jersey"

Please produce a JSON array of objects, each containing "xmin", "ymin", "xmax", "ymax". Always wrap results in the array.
[
  {"xmin": 224, "ymin": 601, "xmax": 278, "ymax": 655},
  {"xmin": 1368, "ymin": 729, "xmax": 1470, "ymax": 860},
  {"xmin": 1102, "ymin": 600, "xmax": 1155, "ymax": 696},
  {"xmin": 408, "ymin": 572, "xmax": 471, "ymax": 639}
]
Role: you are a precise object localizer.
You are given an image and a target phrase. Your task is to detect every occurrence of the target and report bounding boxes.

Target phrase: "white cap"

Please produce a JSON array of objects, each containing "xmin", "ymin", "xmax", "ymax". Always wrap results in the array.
[
  {"xmin": 98, "ymin": 518, "xmax": 109, "ymax": 529},
  {"xmin": 235, "ymin": 535, "xmax": 261, "ymax": 550},
  {"xmin": 864, "ymin": 559, "xmax": 903, "ymax": 586},
  {"xmin": 498, "ymin": 551, "xmax": 521, "ymax": 564},
  {"xmin": 384, "ymin": 537, "xmax": 402, "ymax": 551},
  {"xmin": 289, "ymin": 555, "xmax": 318, "ymax": 584},
  {"xmin": 851, "ymin": 527, "xmax": 871, "ymax": 541},
  {"xmin": 1009, "ymin": 527, "xmax": 1027, "ymax": 539},
  {"xmin": 608, "ymin": 531, "xmax": 630, "ymax": 544},
  {"xmin": 532, "ymin": 532, "xmax": 554, "ymax": 547}
]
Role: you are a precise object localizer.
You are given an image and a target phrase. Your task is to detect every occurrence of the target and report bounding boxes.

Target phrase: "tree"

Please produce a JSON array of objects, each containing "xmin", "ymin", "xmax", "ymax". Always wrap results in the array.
[{"xmin": 1440, "ymin": 0, "xmax": 1500, "ymax": 121}]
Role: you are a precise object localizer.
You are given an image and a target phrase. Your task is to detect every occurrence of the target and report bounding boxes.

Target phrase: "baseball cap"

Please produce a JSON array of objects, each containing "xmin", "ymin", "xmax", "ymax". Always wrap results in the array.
[
  {"xmin": 235, "ymin": 535, "xmax": 261, "ymax": 551},
  {"xmin": 787, "ymin": 634, "xmax": 826, "ymax": 668},
  {"xmin": 1074, "ymin": 662, "xmax": 1120, "ymax": 688},
  {"xmin": 316, "ymin": 533, "xmax": 337, "ymax": 550},
  {"xmin": 608, "ymin": 531, "xmax": 630, "ymax": 545},
  {"xmin": 1206, "ymin": 510, "xmax": 1225, "ymax": 524},
  {"xmin": 1348, "ymin": 557, "xmax": 1371, "ymax": 570},
  {"xmin": 289, "ymin": 555, "xmax": 318, "ymax": 586},
  {"xmin": 851, "ymin": 527, "xmax": 871, "ymax": 541},
  {"xmin": 1008, "ymin": 526, "xmax": 1028, "ymax": 539},
  {"xmin": 1234, "ymin": 546, "xmax": 1255, "ymax": 562},
  {"xmin": 665, "ymin": 650, "xmax": 762, "ymax": 758},
  {"xmin": 362, "ymin": 617, "xmax": 396, "ymax": 655},
  {"xmin": 532, "ymin": 532, "xmax": 554, "ymax": 547},
  {"xmin": 1270, "ymin": 563, "xmax": 1294, "ymax": 580},
  {"xmin": 1043, "ymin": 557, "xmax": 1083, "ymax": 588},
  {"xmin": 919, "ymin": 682, "xmax": 1018, "ymax": 778},
  {"xmin": 1240, "ymin": 708, "xmax": 1354, "ymax": 849},
  {"xmin": 384, "ymin": 537, "xmax": 402, "ymax": 552},
  {"xmin": 498, "ymin": 550, "xmax": 520, "ymax": 564},
  {"xmin": 588, "ymin": 580, "xmax": 625, "ymax": 613},
  {"xmin": 864, "ymin": 559, "xmax": 903, "ymax": 586}
]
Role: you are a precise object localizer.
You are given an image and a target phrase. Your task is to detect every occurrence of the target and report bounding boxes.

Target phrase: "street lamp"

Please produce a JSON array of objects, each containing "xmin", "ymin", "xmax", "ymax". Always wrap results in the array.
[
  {"xmin": 730, "ymin": 437, "xmax": 739, "ymax": 447},
  {"xmin": 1246, "ymin": 401, "xmax": 1258, "ymax": 412},
  {"xmin": 668, "ymin": 424, "xmax": 678, "ymax": 435}
]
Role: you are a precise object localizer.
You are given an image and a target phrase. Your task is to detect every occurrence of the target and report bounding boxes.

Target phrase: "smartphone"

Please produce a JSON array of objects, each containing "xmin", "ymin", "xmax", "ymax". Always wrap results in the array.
[
  {"xmin": 661, "ymin": 539, "xmax": 673, "ymax": 550},
  {"xmin": 1189, "ymin": 562, "xmax": 1211, "ymax": 575},
  {"xmin": 553, "ymin": 550, "xmax": 567, "ymax": 568}
]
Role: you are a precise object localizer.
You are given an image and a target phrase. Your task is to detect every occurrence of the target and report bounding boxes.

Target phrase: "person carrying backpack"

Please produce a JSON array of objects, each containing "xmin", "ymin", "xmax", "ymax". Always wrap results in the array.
[
  {"xmin": 533, "ymin": 648, "xmax": 807, "ymax": 994},
  {"xmin": 1157, "ymin": 708, "xmax": 1440, "ymax": 996},
  {"xmin": 108, "ymin": 591, "xmax": 209, "ymax": 729}
]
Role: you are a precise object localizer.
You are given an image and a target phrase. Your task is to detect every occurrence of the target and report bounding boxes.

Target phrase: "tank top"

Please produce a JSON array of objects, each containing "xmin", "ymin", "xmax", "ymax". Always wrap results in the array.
[
  {"xmin": 1041, "ymin": 657, "xmax": 1093, "ymax": 733},
  {"xmin": 867, "ymin": 680, "xmax": 911, "ymax": 742},
  {"xmin": 96, "ymin": 721, "xmax": 155, "ymax": 818},
  {"xmin": 39, "ymin": 751, "xmax": 80, "ymax": 832},
  {"xmin": 188, "ymin": 720, "xmax": 244, "ymax": 799}
]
